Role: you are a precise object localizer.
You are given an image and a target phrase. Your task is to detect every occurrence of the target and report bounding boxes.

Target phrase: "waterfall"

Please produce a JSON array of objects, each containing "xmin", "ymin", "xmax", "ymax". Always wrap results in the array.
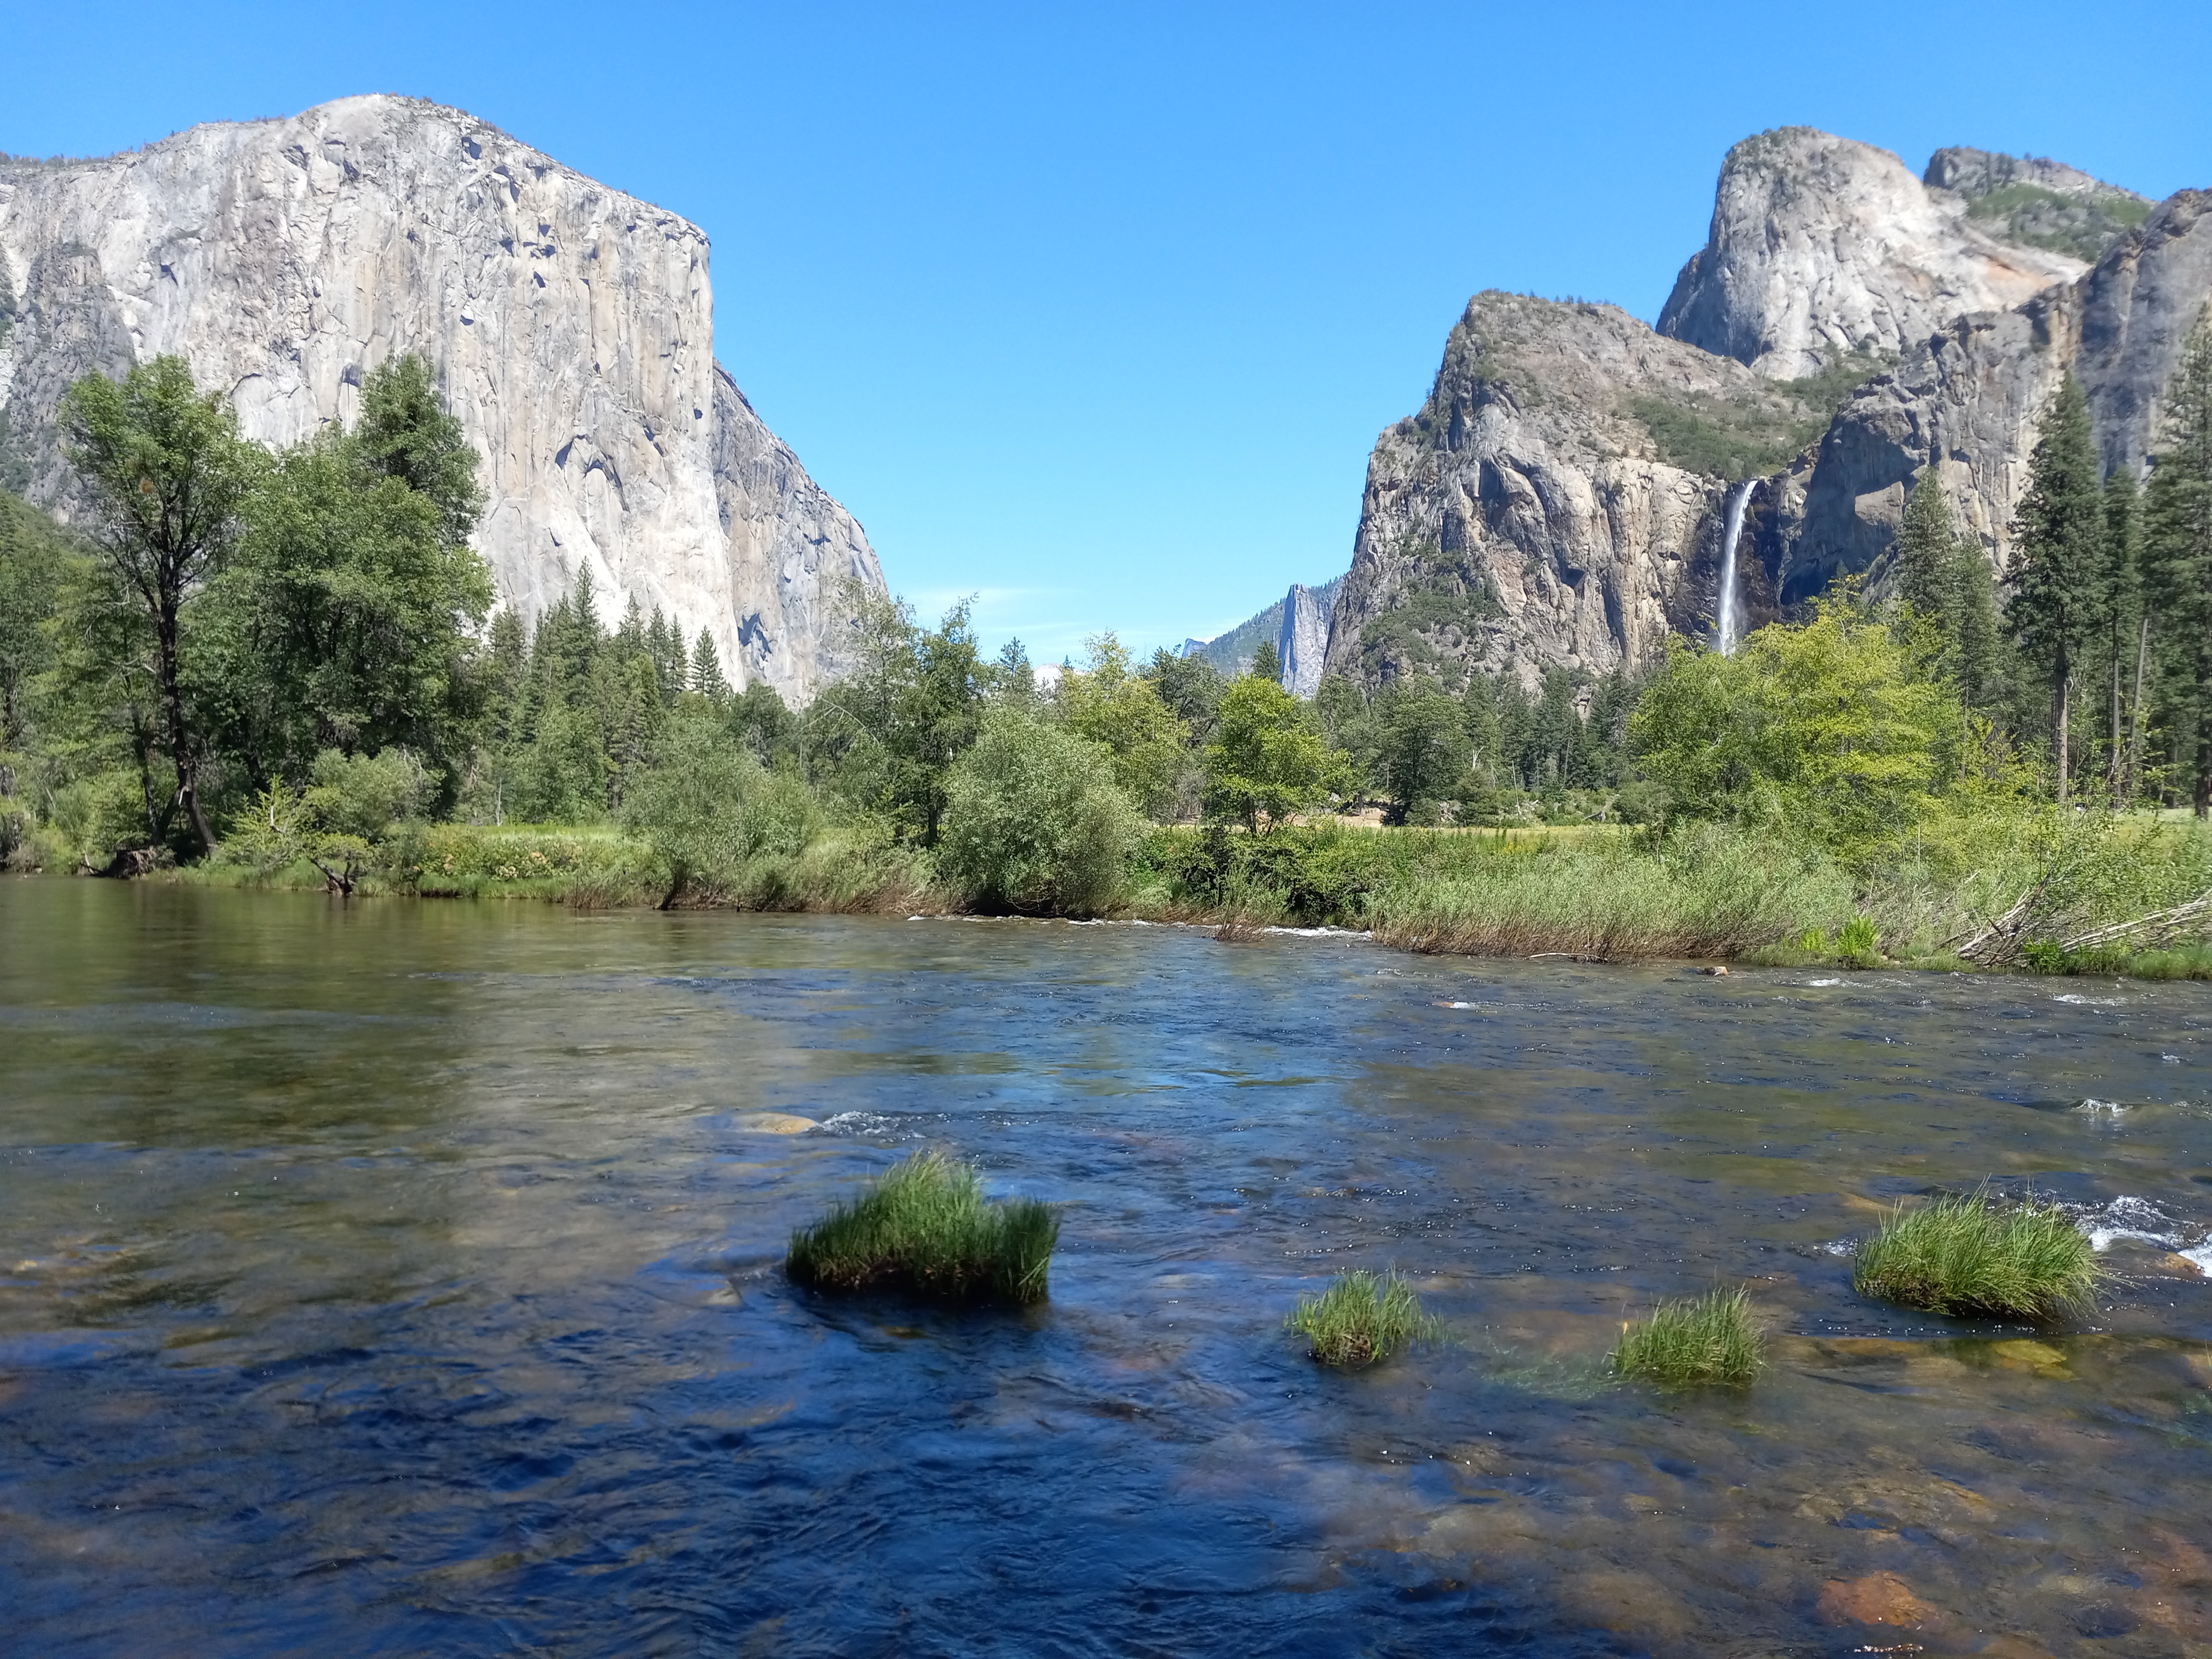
[{"xmin": 1717, "ymin": 478, "xmax": 1757, "ymax": 656}]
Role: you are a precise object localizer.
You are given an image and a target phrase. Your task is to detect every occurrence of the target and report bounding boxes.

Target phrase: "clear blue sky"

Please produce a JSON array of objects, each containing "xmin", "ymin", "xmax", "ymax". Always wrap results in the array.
[{"xmin": 10, "ymin": 1, "xmax": 2209, "ymax": 662}]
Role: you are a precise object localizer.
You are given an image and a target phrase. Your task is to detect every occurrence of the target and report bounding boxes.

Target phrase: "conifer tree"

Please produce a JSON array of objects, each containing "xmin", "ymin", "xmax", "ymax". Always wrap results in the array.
[
  {"xmin": 691, "ymin": 628, "xmax": 730, "ymax": 702},
  {"xmin": 1250, "ymin": 637, "xmax": 1282, "ymax": 685},
  {"xmin": 1896, "ymin": 469, "xmax": 2002, "ymax": 715},
  {"xmin": 2142, "ymin": 316, "xmax": 2212, "ymax": 816},
  {"xmin": 2006, "ymin": 375, "xmax": 2105, "ymax": 801}
]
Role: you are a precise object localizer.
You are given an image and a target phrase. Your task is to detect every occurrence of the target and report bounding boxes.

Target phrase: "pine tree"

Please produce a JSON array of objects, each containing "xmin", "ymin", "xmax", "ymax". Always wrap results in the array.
[
  {"xmin": 1898, "ymin": 469, "xmax": 2004, "ymax": 716},
  {"xmin": 691, "ymin": 628, "xmax": 730, "ymax": 702},
  {"xmin": 2006, "ymin": 375, "xmax": 2106, "ymax": 801},
  {"xmin": 1895, "ymin": 469, "xmax": 1957, "ymax": 622},
  {"xmin": 2142, "ymin": 316, "xmax": 2212, "ymax": 816},
  {"xmin": 1250, "ymin": 637, "xmax": 1282, "ymax": 685}
]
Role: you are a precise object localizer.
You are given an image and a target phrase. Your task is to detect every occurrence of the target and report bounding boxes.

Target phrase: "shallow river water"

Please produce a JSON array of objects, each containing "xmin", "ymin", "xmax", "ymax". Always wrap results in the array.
[{"xmin": 3, "ymin": 880, "xmax": 2212, "ymax": 1656}]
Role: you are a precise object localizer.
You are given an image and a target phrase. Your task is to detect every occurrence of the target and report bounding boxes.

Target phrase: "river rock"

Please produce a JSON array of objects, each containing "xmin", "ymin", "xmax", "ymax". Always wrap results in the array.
[
  {"xmin": 728, "ymin": 1112, "xmax": 820, "ymax": 1134},
  {"xmin": 0, "ymin": 94, "xmax": 885, "ymax": 702},
  {"xmin": 1815, "ymin": 1571, "xmax": 1936, "ymax": 1627}
]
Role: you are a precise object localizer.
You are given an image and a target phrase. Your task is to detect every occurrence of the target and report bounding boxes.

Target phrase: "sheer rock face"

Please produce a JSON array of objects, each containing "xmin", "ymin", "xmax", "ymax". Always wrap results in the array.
[
  {"xmin": 1786, "ymin": 189, "xmax": 2212, "ymax": 597},
  {"xmin": 1274, "ymin": 582, "xmax": 1333, "ymax": 697},
  {"xmin": 0, "ymin": 94, "xmax": 881, "ymax": 701},
  {"xmin": 1322, "ymin": 293, "xmax": 1777, "ymax": 690},
  {"xmin": 1658, "ymin": 128, "xmax": 2085, "ymax": 380}
]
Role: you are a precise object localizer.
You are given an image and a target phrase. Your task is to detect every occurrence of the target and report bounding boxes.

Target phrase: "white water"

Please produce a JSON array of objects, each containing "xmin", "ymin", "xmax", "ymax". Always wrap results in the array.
[{"xmin": 1717, "ymin": 479, "xmax": 1757, "ymax": 655}]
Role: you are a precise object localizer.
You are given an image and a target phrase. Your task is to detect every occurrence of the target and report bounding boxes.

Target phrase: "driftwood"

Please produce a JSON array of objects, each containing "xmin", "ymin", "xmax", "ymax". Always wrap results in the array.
[{"xmin": 1956, "ymin": 881, "xmax": 2212, "ymax": 967}]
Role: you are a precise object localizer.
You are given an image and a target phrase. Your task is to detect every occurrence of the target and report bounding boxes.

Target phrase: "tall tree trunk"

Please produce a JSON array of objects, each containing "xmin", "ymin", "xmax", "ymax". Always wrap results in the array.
[
  {"xmin": 2055, "ymin": 665, "xmax": 2071, "ymax": 805},
  {"xmin": 2126, "ymin": 616, "xmax": 2151, "ymax": 800},
  {"xmin": 155, "ymin": 602, "xmax": 217, "ymax": 857}
]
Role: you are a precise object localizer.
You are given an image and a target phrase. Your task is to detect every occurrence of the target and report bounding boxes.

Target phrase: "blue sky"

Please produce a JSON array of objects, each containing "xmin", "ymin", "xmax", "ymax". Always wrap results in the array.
[{"xmin": 9, "ymin": 1, "xmax": 2209, "ymax": 662}]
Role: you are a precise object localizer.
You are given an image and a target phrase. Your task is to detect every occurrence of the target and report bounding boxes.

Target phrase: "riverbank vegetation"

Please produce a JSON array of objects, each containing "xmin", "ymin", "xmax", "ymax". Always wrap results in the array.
[
  {"xmin": 1853, "ymin": 1190, "xmax": 2102, "ymax": 1321},
  {"xmin": 785, "ymin": 1150, "xmax": 1058, "ymax": 1304},
  {"xmin": 4, "ymin": 342, "xmax": 2212, "ymax": 974},
  {"xmin": 1609, "ymin": 1287, "xmax": 1764, "ymax": 1388},
  {"xmin": 1286, "ymin": 1271, "xmax": 1445, "ymax": 1367}
]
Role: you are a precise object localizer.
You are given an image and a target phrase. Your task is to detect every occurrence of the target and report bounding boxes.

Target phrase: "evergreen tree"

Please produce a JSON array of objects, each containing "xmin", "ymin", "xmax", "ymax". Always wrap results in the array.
[
  {"xmin": 691, "ymin": 628, "xmax": 730, "ymax": 702},
  {"xmin": 1250, "ymin": 637, "xmax": 1282, "ymax": 685},
  {"xmin": 351, "ymin": 355, "xmax": 484, "ymax": 547},
  {"xmin": 2005, "ymin": 375, "xmax": 2106, "ymax": 801},
  {"xmin": 997, "ymin": 637, "xmax": 1037, "ymax": 708},
  {"xmin": 1895, "ymin": 469, "xmax": 2002, "ymax": 715},
  {"xmin": 2142, "ymin": 316, "xmax": 2212, "ymax": 815}
]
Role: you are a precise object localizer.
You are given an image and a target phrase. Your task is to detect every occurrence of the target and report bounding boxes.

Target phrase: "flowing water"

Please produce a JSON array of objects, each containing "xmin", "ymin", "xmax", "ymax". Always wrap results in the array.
[
  {"xmin": 1718, "ymin": 478, "xmax": 1756, "ymax": 657},
  {"xmin": 4, "ymin": 881, "xmax": 2212, "ymax": 1657}
]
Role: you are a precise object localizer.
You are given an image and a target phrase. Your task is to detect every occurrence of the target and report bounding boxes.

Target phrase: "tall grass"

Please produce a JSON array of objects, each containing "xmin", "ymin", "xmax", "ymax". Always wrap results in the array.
[
  {"xmin": 785, "ymin": 1150, "xmax": 1058, "ymax": 1304},
  {"xmin": 1285, "ymin": 1271, "xmax": 1445, "ymax": 1367},
  {"xmin": 1369, "ymin": 823, "xmax": 1855, "ymax": 960},
  {"xmin": 1853, "ymin": 1189, "xmax": 2100, "ymax": 1320},
  {"xmin": 1609, "ymin": 1287, "xmax": 1763, "ymax": 1387}
]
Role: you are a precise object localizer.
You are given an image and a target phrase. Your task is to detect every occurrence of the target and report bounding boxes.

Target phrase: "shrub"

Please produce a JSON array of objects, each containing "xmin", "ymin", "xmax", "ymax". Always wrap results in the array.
[
  {"xmin": 785, "ymin": 1150, "xmax": 1058, "ymax": 1304},
  {"xmin": 1853, "ymin": 1189, "xmax": 2100, "ymax": 1320},
  {"xmin": 622, "ymin": 713, "xmax": 820, "ymax": 905},
  {"xmin": 936, "ymin": 706, "xmax": 1141, "ymax": 915},
  {"xmin": 1610, "ymin": 1287, "xmax": 1763, "ymax": 1387},
  {"xmin": 1285, "ymin": 1270, "xmax": 1444, "ymax": 1367},
  {"xmin": 1837, "ymin": 914, "xmax": 1880, "ymax": 965}
]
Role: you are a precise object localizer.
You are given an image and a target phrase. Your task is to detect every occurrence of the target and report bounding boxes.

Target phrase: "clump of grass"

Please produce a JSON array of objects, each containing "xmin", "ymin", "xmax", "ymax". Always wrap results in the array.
[
  {"xmin": 1609, "ymin": 1287, "xmax": 1763, "ymax": 1387},
  {"xmin": 1853, "ymin": 1188, "xmax": 2099, "ymax": 1320},
  {"xmin": 1286, "ymin": 1270, "xmax": 1445, "ymax": 1367},
  {"xmin": 785, "ymin": 1150, "xmax": 1058, "ymax": 1304}
]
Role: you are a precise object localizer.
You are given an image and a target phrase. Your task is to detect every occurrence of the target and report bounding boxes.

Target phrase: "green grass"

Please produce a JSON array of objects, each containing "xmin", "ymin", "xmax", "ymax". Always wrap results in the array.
[
  {"xmin": 785, "ymin": 1150, "xmax": 1058, "ymax": 1304},
  {"xmin": 1853, "ymin": 1189, "xmax": 2100, "ymax": 1320},
  {"xmin": 1285, "ymin": 1270, "xmax": 1445, "ymax": 1367},
  {"xmin": 1609, "ymin": 1287, "xmax": 1763, "ymax": 1388}
]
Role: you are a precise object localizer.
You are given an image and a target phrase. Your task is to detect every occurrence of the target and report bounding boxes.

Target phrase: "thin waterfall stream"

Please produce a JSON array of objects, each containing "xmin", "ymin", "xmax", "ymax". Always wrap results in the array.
[{"xmin": 1717, "ymin": 477, "xmax": 1755, "ymax": 654}]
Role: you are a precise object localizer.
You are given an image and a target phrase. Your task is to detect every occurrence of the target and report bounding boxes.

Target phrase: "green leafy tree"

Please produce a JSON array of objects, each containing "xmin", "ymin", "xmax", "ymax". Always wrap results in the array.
[
  {"xmin": 230, "ymin": 746, "xmax": 433, "ymax": 894},
  {"xmin": 1371, "ymin": 681, "xmax": 1468, "ymax": 821},
  {"xmin": 0, "ymin": 494, "xmax": 78, "ymax": 854},
  {"xmin": 1056, "ymin": 632, "xmax": 1189, "ymax": 817},
  {"xmin": 1203, "ymin": 674, "xmax": 1341, "ymax": 831},
  {"xmin": 351, "ymin": 355, "xmax": 485, "ymax": 545},
  {"xmin": 2006, "ymin": 375, "xmax": 2107, "ymax": 801},
  {"xmin": 1630, "ymin": 603, "xmax": 1969, "ymax": 856},
  {"xmin": 59, "ymin": 356, "xmax": 260, "ymax": 854},
  {"xmin": 2142, "ymin": 315, "xmax": 2212, "ymax": 815},
  {"xmin": 622, "ymin": 712, "xmax": 820, "ymax": 905},
  {"xmin": 938, "ymin": 705, "xmax": 1141, "ymax": 915}
]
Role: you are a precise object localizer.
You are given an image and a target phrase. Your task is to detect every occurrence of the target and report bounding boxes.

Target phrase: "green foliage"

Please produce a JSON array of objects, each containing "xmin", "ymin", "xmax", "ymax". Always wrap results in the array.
[
  {"xmin": 1853, "ymin": 1189, "xmax": 2100, "ymax": 1320},
  {"xmin": 1964, "ymin": 181, "xmax": 2150, "ymax": 262},
  {"xmin": 1250, "ymin": 637, "xmax": 1282, "ymax": 685},
  {"xmin": 1285, "ymin": 1271, "xmax": 1443, "ymax": 1367},
  {"xmin": 1346, "ymin": 545, "xmax": 1500, "ymax": 682},
  {"xmin": 786, "ymin": 1149, "xmax": 1058, "ymax": 1304},
  {"xmin": 1626, "ymin": 354, "xmax": 1889, "ymax": 480},
  {"xmin": 1056, "ymin": 633, "xmax": 1190, "ymax": 815},
  {"xmin": 2143, "ymin": 315, "xmax": 2212, "ymax": 814},
  {"xmin": 1835, "ymin": 913, "xmax": 1880, "ymax": 965},
  {"xmin": 1203, "ymin": 674, "xmax": 1342, "ymax": 830},
  {"xmin": 60, "ymin": 355, "xmax": 261, "ymax": 853},
  {"xmin": 1893, "ymin": 469, "xmax": 2003, "ymax": 712},
  {"xmin": 1630, "ymin": 602, "xmax": 1971, "ymax": 857},
  {"xmin": 806, "ymin": 592, "xmax": 991, "ymax": 844},
  {"xmin": 351, "ymin": 354, "xmax": 485, "ymax": 546},
  {"xmin": 621, "ymin": 712, "xmax": 820, "ymax": 905},
  {"xmin": 1610, "ymin": 1288, "xmax": 1762, "ymax": 1388},
  {"xmin": 2007, "ymin": 375, "xmax": 2108, "ymax": 800},
  {"xmin": 937, "ymin": 705, "xmax": 1142, "ymax": 915},
  {"xmin": 225, "ymin": 747, "xmax": 433, "ymax": 893},
  {"xmin": 1145, "ymin": 647, "xmax": 1225, "ymax": 745}
]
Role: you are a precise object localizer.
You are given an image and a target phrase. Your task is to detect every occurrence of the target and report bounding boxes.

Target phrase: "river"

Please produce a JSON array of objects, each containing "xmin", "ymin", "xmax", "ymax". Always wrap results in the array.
[{"xmin": 3, "ymin": 879, "xmax": 2210, "ymax": 1655}]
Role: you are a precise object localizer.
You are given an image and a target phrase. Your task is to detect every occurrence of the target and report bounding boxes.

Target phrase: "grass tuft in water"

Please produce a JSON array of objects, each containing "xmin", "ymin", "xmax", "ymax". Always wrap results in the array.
[
  {"xmin": 1286, "ymin": 1271, "xmax": 1445, "ymax": 1367},
  {"xmin": 785, "ymin": 1150, "xmax": 1058, "ymax": 1304},
  {"xmin": 1852, "ymin": 1188, "xmax": 2099, "ymax": 1320},
  {"xmin": 1609, "ymin": 1287, "xmax": 1763, "ymax": 1387}
]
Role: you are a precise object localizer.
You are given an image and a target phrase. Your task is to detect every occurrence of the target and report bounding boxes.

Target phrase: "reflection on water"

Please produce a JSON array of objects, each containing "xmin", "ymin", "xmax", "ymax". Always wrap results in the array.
[{"xmin": 2, "ymin": 880, "xmax": 2210, "ymax": 1655}]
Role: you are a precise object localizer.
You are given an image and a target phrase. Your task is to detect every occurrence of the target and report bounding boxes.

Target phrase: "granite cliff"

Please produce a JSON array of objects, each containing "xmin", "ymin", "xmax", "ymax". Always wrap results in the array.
[
  {"xmin": 0, "ymin": 95, "xmax": 882, "ymax": 702},
  {"xmin": 1323, "ymin": 128, "xmax": 2205, "ymax": 691}
]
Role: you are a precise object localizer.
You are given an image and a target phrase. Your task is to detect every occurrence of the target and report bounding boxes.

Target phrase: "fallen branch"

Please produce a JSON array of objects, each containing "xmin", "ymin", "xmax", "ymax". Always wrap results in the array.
[{"xmin": 2057, "ymin": 889, "xmax": 2212, "ymax": 955}]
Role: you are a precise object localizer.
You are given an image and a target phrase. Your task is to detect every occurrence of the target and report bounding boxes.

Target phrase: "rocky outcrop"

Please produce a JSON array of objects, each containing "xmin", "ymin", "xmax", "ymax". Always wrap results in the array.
[
  {"xmin": 1274, "ymin": 582, "xmax": 1334, "ymax": 696},
  {"xmin": 1783, "ymin": 189, "xmax": 2212, "ymax": 597},
  {"xmin": 1926, "ymin": 148, "xmax": 2152, "ymax": 262},
  {"xmin": 1323, "ymin": 292, "xmax": 1808, "ymax": 689},
  {"xmin": 1659, "ymin": 129, "xmax": 2087, "ymax": 380},
  {"xmin": 0, "ymin": 95, "xmax": 881, "ymax": 701}
]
